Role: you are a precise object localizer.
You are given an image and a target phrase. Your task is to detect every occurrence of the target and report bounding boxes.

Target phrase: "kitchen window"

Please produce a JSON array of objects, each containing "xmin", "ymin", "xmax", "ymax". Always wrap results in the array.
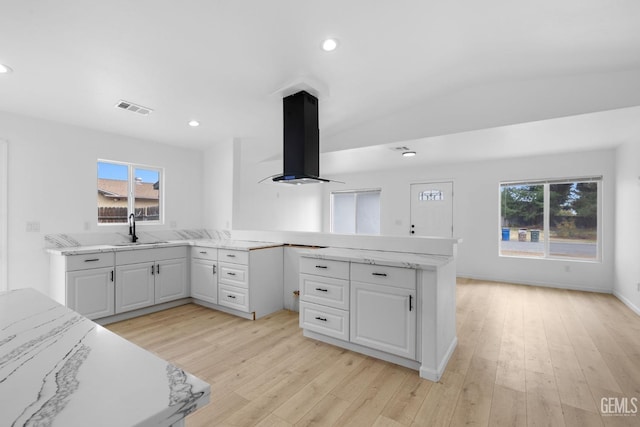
[
  {"xmin": 97, "ymin": 160, "xmax": 163, "ymax": 225},
  {"xmin": 499, "ymin": 177, "xmax": 601, "ymax": 260},
  {"xmin": 330, "ymin": 189, "xmax": 381, "ymax": 235}
]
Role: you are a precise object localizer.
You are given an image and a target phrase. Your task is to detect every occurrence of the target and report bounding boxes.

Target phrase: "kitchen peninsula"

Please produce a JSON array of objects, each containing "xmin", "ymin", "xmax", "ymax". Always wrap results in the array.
[{"xmin": 0, "ymin": 288, "xmax": 210, "ymax": 427}]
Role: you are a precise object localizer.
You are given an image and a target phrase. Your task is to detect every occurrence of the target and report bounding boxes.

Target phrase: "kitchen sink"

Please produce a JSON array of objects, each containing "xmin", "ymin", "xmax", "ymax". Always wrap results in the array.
[{"xmin": 112, "ymin": 241, "xmax": 168, "ymax": 246}]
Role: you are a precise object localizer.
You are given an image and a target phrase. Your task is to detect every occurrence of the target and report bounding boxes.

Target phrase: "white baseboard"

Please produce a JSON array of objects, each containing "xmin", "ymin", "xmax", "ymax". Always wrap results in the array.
[
  {"xmin": 456, "ymin": 273, "xmax": 612, "ymax": 294},
  {"xmin": 613, "ymin": 291, "xmax": 640, "ymax": 316},
  {"xmin": 419, "ymin": 336, "xmax": 458, "ymax": 382}
]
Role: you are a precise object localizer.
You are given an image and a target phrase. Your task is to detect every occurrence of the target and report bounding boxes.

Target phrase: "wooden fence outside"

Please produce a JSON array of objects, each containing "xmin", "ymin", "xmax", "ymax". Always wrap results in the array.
[{"xmin": 98, "ymin": 206, "xmax": 159, "ymax": 223}]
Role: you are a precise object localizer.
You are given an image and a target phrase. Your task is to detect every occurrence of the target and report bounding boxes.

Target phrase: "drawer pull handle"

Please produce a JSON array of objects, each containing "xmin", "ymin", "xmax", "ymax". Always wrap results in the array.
[
  {"xmin": 372, "ymin": 272, "xmax": 388, "ymax": 277},
  {"xmin": 84, "ymin": 258, "xmax": 100, "ymax": 262},
  {"xmin": 111, "ymin": 270, "xmax": 114, "ymax": 282},
  {"xmin": 156, "ymin": 264, "xmax": 160, "ymax": 275},
  {"xmin": 227, "ymin": 254, "xmax": 236, "ymax": 258},
  {"xmin": 213, "ymin": 265, "xmax": 217, "ymax": 274},
  {"xmin": 227, "ymin": 272, "xmax": 236, "ymax": 276},
  {"xmin": 315, "ymin": 316, "xmax": 327, "ymax": 322},
  {"xmin": 151, "ymin": 265, "xmax": 155, "ymax": 275},
  {"xmin": 315, "ymin": 288, "xmax": 328, "ymax": 292},
  {"xmin": 315, "ymin": 265, "xmax": 328, "ymax": 269},
  {"xmin": 228, "ymin": 295, "xmax": 236, "ymax": 299},
  {"xmin": 409, "ymin": 295, "xmax": 413, "ymax": 311},
  {"xmin": 199, "ymin": 251, "xmax": 208, "ymax": 254}
]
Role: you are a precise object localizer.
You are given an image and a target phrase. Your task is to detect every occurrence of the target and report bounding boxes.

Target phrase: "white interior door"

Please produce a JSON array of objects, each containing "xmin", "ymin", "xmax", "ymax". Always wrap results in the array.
[
  {"xmin": 410, "ymin": 181, "xmax": 454, "ymax": 237},
  {"xmin": 0, "ymin": 140, "xmax": 7, "ymax": 292}
]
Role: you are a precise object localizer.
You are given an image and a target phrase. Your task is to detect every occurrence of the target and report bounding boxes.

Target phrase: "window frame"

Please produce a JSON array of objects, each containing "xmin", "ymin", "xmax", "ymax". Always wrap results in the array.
[
  {"xmin": 498, "ymin": 176, "xmax": 602, "ymax": 262},
  {"xmin": 330, "ymin": 188, "xmax": 381, "ymax": 235},
  {"xmin": 97, "ymin": 159, "xmax": 164, "ymax": 226}
]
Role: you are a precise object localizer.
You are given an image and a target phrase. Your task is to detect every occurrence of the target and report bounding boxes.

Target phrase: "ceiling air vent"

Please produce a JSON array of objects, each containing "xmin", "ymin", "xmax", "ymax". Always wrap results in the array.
[
  {"xmin": 389, "ymin": 146, "xmax": 411, "ymax": 152},
  {"xmin": 115, "ymin": 100, "xmax": 153, "ymax": 116}
]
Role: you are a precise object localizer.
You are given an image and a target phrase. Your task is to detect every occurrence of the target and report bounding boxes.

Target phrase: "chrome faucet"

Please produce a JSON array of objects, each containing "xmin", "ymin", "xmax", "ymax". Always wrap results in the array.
[{"xmin": 129, "ymin": 213, "xmax": 138, "ymax": 243}]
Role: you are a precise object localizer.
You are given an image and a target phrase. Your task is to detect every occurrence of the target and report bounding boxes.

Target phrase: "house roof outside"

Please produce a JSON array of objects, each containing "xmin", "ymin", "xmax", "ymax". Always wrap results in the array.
[{"xmin": 97, "ymin": 178, "xmax": 159, "ymax": 201}]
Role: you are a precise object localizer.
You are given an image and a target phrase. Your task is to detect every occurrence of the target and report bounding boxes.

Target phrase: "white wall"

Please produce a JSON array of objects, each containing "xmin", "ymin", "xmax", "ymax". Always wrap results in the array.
[
  {"xmin": 321, "ymin": 149, "xmax": 616, "ymax": 293},
  {"xmin": 231, "ymin": 139, "xmax": 323, "ymax": 232},
  {"xmin": 202, "ymin": 139, "xmax": 234, "ymax": 230},
  {"xmin": 614, "ymin": 142, "xmax": 640, "ymax": 313},
  {"xmin": 0, "ymin": 111, "xmax": 203, "ymax": 295}
]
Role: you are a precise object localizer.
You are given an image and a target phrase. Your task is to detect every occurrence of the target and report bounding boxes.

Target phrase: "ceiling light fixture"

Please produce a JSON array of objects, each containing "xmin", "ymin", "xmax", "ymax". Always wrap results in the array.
[
  {"xmin": 321, "ymin": 38, "xmax": 338, "ymax": 52},
  {"xmin": 0, "ymin": 64, "xmax": 13, "ymax": 74},
  {"xmin": 188, "ymin": 120, "xmax": 200, "ymax": 127},
  {"xmin": 402, "ymin": 151, "xmax": 416, "ymax": 157}
]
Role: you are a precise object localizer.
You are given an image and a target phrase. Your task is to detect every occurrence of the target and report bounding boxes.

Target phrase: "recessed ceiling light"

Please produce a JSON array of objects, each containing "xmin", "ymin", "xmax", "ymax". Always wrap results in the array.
[
  {"xmin": 0, "ymin": 64, "xmax": 13, "ymax": 74},
  {"xmin": 321, "ymin": 38, "xmax": 338, "ymax": 52},
  {"xmin": 402, "ymin": 151, "xmax": 416, "ymax": 157},
  {"xmin": 188, "ymin": 120, "xmax": 200, "ymax": 127}
]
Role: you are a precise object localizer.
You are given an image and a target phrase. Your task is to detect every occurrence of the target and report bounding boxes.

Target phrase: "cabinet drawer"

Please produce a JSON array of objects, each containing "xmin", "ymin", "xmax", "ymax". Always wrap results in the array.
[
  {"xmin": 66, "ymin": 252, "xmax": 114, "ymax": 271},
  {"xmin": 219, "ymin": 249, "xmax": 249, "ymax": 265},
  {"xmin": 219, "ymin": 284, "xmax": 249, "ymax": 312},
  {"xmin": 219, "ymin": 262, "xmax": 249, "ymax": 288},
  {"xmin": 300, "ymin": 257, "xmax": 349, "ymax": 280},
  {"xmin": 191, "ymin": 246, "xmax": 218, "ymax": 261},
  {"xmin": 350, "ymin": 263, "xmax": 416, "ymax": 290},
  {"xmin": 299, "ymin": 301, "xmax": 349, "ymax": 341},
  {"xmin": 300, "ymin": 274, "xmax": 349, "ymax": 310}
]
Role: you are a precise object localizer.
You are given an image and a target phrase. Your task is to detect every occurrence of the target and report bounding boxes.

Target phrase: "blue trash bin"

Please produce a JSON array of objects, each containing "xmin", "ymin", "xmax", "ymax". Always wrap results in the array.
[{"xmin": 501, "ymin": 228, "xmax": 510, "ymax": 241}]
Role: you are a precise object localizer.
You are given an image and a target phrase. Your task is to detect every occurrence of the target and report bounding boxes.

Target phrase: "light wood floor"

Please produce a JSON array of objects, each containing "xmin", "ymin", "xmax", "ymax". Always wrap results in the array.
[{"xmin": 106, "ymin": 279, "xmax": 640, "ymax": 426}]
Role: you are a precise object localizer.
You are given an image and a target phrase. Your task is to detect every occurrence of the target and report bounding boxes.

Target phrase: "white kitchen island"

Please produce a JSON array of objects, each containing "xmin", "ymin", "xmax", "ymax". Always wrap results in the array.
[
  {"xmin": 298, "ymin": 247, "xmax": 457, "ymax": 382},
  {"xmin": 0, "ymin": 288, "xmax": 210, "ymax": 427}
]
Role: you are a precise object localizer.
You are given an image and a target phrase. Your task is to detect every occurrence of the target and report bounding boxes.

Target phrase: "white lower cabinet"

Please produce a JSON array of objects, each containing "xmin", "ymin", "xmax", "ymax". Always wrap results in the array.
[
  {"xmin": 191, "ymin": 257, "xmax": 218, "ymax": 304},
  {"xmin": 115, "ymin": 247, "xmax": 188, "ymax": 314},
  {"xmin": 350, "ymin": 281, "xmax": 416, "ymax": 359},
  {"xmin": 155, "ymin": 258, "xmax": 188, "ymax": 304},
  {"xmin": 299, "ymin": 256, "xmax": 418, "ymax": 363},
  {"xmin": 66, "ymin": 266, "xmax": 115, "ymax": 320},
  {"xmin": 115, "ymin": 262, "xmax": 155, "ymax": 313}
]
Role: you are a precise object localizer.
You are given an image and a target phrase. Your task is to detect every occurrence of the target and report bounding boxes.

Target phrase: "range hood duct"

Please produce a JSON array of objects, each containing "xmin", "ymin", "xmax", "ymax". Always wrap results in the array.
[{"xmin": 272, "ymin": 90, "xmax": 330, "ymax": 184}]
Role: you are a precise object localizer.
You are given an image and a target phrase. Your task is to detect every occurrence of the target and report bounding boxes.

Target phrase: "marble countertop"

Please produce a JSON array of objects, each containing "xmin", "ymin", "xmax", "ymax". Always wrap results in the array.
[
  {"xmin": 0, "ymin": 288, "xmax": 210, "ymax": 427},
  {"xmin": 300, "ymin": 247, "xmax": 453, "ymax": 269},
  {"xmin": 46, "ymin": 239, "xmax": 284, "ymax": 256}
]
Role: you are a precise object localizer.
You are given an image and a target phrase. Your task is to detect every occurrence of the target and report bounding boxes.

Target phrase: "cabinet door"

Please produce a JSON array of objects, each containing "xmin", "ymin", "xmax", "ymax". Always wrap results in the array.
[
  {"xmin": 350, "ymin": 281, "xmax": 416, "ymax": 359},
  {"xmin": 191, "ymin": 259, "xmax": 217, "ymax": 304},
  {"xmin": 115, "ymin": 262, "xmax": 155, "ymax": 313},
  {"xmin": 66, "ymin": 267, "xmax": 115, "ymax": 320},
  {"xmin": 155, "ymin": 258, "xmax": 188, "ymax": 304}
]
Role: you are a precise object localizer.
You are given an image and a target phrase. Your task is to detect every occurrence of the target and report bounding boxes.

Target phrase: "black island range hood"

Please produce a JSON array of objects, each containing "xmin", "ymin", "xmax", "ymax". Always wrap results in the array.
[{"xmin": 272, "ymin": 90, "xmax": 331, "ymax": 184}]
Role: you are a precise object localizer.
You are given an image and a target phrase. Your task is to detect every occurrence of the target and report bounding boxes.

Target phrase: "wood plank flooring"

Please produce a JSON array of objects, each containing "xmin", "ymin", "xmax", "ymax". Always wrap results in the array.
[{"xmin": 106, "ymin": 279, "xmax": 640, "ymax": 426}]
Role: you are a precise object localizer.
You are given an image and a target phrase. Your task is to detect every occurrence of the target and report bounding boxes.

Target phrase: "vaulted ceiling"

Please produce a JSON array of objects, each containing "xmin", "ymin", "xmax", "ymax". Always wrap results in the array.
[{"xmin": 1, "ymin": 1, "xmax": 639, "ymax": 161}]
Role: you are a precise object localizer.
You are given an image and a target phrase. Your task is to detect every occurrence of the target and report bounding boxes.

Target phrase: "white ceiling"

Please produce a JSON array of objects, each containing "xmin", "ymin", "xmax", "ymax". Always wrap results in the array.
[{"xmin": 1, "ymin": 1, "xmax": 640, "ymax": 162}]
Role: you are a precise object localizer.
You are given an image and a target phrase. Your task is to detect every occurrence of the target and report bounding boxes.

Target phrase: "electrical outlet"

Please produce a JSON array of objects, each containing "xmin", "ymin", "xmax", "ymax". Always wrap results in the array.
[
  {"xmin": 26, "ymin": 221, "xmax": 40, "ymax": 232},
  {"xmin": 564, "ymin": 265, "xmax": 570, "ymax": 273}
]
